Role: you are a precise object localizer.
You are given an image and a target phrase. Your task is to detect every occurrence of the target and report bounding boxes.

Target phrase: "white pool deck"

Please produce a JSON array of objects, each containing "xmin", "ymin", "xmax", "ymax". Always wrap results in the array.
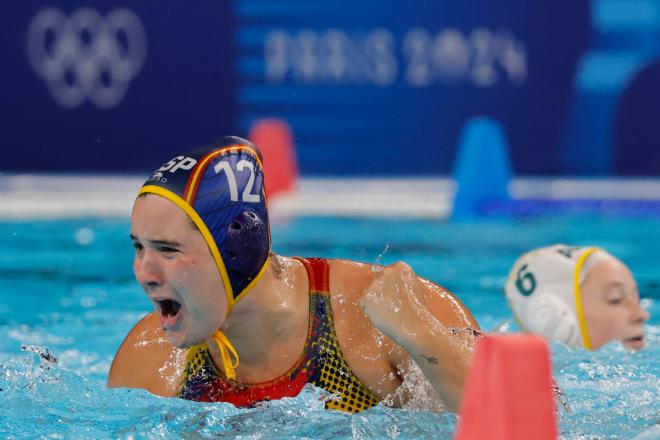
[{"xmin": 2, "ymin": 174, "xmax": 660, "ymax": 220}]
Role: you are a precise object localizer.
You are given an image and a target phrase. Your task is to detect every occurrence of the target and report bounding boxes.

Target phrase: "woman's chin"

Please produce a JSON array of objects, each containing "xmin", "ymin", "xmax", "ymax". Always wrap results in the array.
[
  {"xmin": 162, "ymin": 329, "xmax": 190, "ymax": 348},
  {"xmin": 165, "ymin": 330, "xmax": 213, "ymax": 349}
]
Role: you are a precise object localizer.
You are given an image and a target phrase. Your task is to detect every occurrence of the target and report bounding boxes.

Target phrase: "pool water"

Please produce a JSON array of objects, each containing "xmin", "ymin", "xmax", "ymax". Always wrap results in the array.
[{"xmin": 0, "ymin": 216, "xmax": 658, "ymax": 439}]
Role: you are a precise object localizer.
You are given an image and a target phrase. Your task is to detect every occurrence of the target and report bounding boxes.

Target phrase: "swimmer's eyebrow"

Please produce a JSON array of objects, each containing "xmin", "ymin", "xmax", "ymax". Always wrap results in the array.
[
  {"xmin": 604, "ymin": 281, "xmax": 625, "ymax": 292},
  {"xmin": 604, "ymin": 281, "xmax": 638, "ymax": 297},
  {"xmin": 129, "ymin": 234, "xmax": 183, "ymax": 247},
  {"xmin": 150, "ymin": 239, "xmax": 184, "ymax": 247}
]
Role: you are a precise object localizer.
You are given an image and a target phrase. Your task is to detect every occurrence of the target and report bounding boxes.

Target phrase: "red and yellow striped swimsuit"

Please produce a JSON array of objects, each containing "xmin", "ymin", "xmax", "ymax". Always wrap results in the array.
[{"xmin": 179, "ymin": 257, "xmax": 382, "ymax": 413}]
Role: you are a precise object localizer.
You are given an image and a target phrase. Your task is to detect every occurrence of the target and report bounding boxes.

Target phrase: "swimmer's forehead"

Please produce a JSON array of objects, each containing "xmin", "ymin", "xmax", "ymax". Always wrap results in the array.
[
  {"xmin": 593, "ymin": 273, "xmax": 639, "ymax": 297},
  {"xmin": 588, "ymin": 255, "xmax": 635, "ymax": 279},
  {"xmin": 130, "ymin": 196, "xmax": 195, "ymax": 244},
  {"xmin": 131, "ymin": 193, "xmax": 185, "ymax": 221}
]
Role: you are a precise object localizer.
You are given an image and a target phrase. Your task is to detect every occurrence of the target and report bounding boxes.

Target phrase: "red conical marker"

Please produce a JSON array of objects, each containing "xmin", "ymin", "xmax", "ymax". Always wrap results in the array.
[
  {"xmin": 455, "ymin": 334, "xmax": 557, "ymax": 440},
  {"xmin": 249, "ymin": 118, "xmax": 298, "ymax": 198}
]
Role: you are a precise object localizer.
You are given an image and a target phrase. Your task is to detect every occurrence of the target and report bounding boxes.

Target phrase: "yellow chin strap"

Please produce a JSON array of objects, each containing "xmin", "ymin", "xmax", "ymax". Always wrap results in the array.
[
  {"xmin": 211, "ymin": 330, "xmax": 240, "ymax": 379},
  {"xmin": 573, "ymin": 247, "xmax": 599, "ymax": 350}
]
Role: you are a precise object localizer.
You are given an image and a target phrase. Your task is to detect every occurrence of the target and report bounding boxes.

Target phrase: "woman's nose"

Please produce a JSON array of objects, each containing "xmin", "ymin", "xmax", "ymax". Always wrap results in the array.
[
  {"xmin": 134, "ymin": 250, "xmax": 163, "ymax": 289},
  {"xmin": 630, "ymin": 301, "xmax": 650, "ymax": 324}
]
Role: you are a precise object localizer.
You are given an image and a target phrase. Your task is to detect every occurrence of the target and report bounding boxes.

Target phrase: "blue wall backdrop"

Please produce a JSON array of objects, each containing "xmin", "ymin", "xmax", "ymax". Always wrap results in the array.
[
  {"xmin": 1, "ymin": 1, "xmax": 659, "ymax": 175},
  {"xmin": 1, "ymin": 2, "xmax": 236, "ymax": 172}
]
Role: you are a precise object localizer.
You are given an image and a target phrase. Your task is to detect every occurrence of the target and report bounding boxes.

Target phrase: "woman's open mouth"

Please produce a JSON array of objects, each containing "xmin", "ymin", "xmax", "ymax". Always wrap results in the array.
[
  {"xmin": 623, "ymin": 335, "xmax": 645, "ymax": 350},
  {"xmin": 156, "ymin": 299, "xmax": 182, "ymax": 330}
]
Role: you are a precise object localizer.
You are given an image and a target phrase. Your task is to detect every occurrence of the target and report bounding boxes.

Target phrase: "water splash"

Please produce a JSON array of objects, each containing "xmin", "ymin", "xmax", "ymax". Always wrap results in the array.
[
  {"xmin": 374, "ymin": 245, "xmax": 390, "ymax": 267},
  {"xmin": 384, "ymin": 359, "xmax": 447, "ymax": 414},
  {"xmin": 0, "ymin": 357, "xmax": 455, "ymax": 439}
]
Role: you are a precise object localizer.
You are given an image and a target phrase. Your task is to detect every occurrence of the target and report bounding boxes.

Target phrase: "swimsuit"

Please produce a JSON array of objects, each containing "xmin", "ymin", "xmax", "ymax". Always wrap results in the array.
[{"xmin": 179, "ymin": 257, "xmax": 382, "ymax": 413}]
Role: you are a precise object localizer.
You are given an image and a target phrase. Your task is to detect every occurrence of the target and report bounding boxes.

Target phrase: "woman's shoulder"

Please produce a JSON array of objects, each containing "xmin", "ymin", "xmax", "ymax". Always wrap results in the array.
[
  {"xmin": 282, "ymin": 256, "xmax": 381, "ymax": 297},
  {"xmin": 329, "ymin": 259, "xmax": 477, "ymax": 326},
  {"xmin": 328, "ymin": 258, "xmax": 383, "ymax": 293},
  {"xmin": 107, "ymin": 312, "xmax": 185, "ymax": 396}
]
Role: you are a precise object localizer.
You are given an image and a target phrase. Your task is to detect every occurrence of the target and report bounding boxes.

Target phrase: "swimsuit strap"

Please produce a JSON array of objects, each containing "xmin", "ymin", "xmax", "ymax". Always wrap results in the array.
[{"xmin": 295, "ymin": 257, "xmax": 330, "ymax": 294}]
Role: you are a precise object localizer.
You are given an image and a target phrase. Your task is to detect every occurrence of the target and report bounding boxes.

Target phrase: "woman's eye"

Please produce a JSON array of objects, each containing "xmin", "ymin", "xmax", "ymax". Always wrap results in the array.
[
  {"xmin": 132, "ymin": 243, "xmax": 143, "ymax": 252},
  {"xmin": 607, "ymin": 297, "xmax": 623, "ymax": 305},
  {"xmin": 158, "ymin": 246, "xmax": 179, "ymax": 254}
]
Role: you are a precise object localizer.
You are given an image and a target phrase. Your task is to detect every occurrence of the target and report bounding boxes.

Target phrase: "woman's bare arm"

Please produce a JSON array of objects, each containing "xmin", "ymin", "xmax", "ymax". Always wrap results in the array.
[
  {"xmin": 107, "ymin": 312, "xmax": 185, "ymax": 397},
  {"xmin": 359, "ymin": 262, "xmax": 480, "ymax": 412}
]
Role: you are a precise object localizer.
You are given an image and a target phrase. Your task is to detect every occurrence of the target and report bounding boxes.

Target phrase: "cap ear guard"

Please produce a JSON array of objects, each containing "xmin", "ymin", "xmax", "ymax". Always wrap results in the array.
[
  {"xmin": 225, "ymin": 210, "xmax": 270, "ymax": 278},
  {"xmin": 524, "ymin": 292, "xmax": 582, "ymax": 348}
]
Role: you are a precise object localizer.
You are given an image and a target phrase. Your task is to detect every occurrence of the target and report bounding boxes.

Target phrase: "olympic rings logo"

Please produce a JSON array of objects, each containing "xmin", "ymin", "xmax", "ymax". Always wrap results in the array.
[{"xmin": 27, "ymin": 7, "xmax": 147, "ymax": 109}]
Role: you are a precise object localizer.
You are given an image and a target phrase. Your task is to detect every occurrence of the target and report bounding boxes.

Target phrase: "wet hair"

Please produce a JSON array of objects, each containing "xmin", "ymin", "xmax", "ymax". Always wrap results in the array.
[{"xmin": 269, "ymin": 251, "xmax": 283, "ymax": 279}]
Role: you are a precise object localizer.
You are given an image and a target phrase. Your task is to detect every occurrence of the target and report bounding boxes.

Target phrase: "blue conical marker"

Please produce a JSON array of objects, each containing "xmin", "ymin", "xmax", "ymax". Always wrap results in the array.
[{"xmin": 452, "ymin": 117, "xmax": 513, "ymax": 219}]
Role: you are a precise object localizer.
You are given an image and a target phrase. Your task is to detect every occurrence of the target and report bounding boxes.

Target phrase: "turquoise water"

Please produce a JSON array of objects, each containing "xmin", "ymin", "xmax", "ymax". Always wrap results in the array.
[{"xmin": 0, "ymin": 216, "xmax": 658, "ymax": 439}]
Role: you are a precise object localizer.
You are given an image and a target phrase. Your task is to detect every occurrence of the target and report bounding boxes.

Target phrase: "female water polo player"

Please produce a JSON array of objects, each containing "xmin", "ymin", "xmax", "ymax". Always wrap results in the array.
[
  {"xmin": 108, "ymin": 136, "xmax": 480, "ymax": 413},
  {"xmin": 505, "ymin": 244, "xmax": 649, "ymax": 350}
]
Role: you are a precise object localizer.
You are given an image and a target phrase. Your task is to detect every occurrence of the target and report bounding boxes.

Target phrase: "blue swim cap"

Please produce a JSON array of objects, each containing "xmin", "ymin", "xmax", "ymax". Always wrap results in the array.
[{"xmin": 138, "ymin": 136, "xmax": 270, "ymax": 310}]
